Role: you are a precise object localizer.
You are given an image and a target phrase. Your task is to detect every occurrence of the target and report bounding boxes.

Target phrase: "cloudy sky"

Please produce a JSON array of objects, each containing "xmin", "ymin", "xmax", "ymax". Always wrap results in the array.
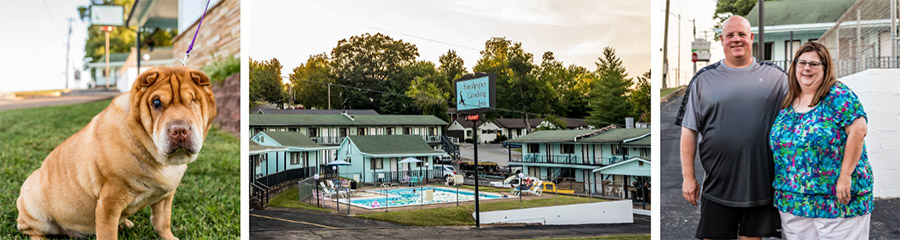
[
  {"xmin": 657, "ymin": 0, "xmax": 724, "ymax": 87},
  {"xmin": 0, "ymin": 0, "xmax": 90, "ymax": 92},
  {"xmin": 246, "ymin": 0, "xmax": 651, "ymax": 79}
]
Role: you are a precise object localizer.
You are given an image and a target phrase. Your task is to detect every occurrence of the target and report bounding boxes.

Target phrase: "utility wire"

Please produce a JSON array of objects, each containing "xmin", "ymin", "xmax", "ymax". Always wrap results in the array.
[
  {"xmin": 287, "ymin": 76, "xmax": 567, "ymax": 120},
  {"xmin": 328, "ymin": 17, "xmax": 482, "ymax": 53}
]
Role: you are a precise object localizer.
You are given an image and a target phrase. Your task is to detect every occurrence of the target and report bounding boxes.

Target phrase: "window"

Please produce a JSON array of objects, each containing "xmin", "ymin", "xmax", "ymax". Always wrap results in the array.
[
  {"xmin": 785, "ymin": 40, "xmax": 801, "ymax": 61},
  {"xmin": 339, "ymin": 128, "xmax": 348, "ymax": 137},
  {"xmin": 640, "ymin": 148, "xmax": 650, "ymax": 157},
  {"xmin": 516, "ymin": 129, "xmax": 522, "ymax": 136},
  {"xmin": 370, "ymin": 159, "xmax": 383, "ymax": 170},
  {"xmin": 290, "ymin": 152, "xmax": 302, "ymax": 165},
  {"xmin": 528, "ymin": 144, "xmax": 540, "ymax": 153},
  {"xmin": 752, "ymin": 42, "xmax": 774, "ymax": 60},
  {"xmin": 357, "ymin": 128, "xmax": 365, "ymax": 135},
  {"xmin": 561, "ymin": 144, "xmax": 574, "ymax": 154},
  {"xmin": 288, "ymin": 127, "xmax": 298, "ymax": 132},
  {"xmin": 386, "ymin": 127, "xmax": 394, "ymax": 135},
  {"xmin": 466, "ymin": 130, "xmax": 472, "ymax": 136},
  {"xmin": 308, "ymin": 128, "xmax": 318, "ymax": 137},
  {"xmin": 611, "ymin": 144, "xmax": 628, "ymax": 155},
  {"xmin": 403, "ymin": 127, "xmax": 411, "ymax": 135},
  {"xmin": 429, "ymin": 127, "xmax": 436, "ymax": 135}
]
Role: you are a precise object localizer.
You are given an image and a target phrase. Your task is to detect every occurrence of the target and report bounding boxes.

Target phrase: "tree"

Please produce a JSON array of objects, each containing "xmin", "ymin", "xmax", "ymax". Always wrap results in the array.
[
  {"xmin": 290, "ymin": 54, "xmax": 338, "ymax": 109},
  {"xmin": 712, "ymin": 0, "xmax": 763, "ymax": 39},
  {"xmin": 474, "ymin": 37, "xmax": 553, "ymax": 133},
  {"xmin": 438, "ymin": 50, "xmax": 467, "ymax": 104},
  {"xmin": 330, "ymin": 33, "xmax": 418, "ymax": 110},
  {"xmin": 78, "ymin": 0, "xmax": 176, "ymax": 65},
  {"xmin": 630, "ymin": 70, "xmax": 651, "ymax": 122},
  {"xmin": 588, "ymin": 47, "xmax": 633, "ymax": 127},
  {"xmin": 249, "ymin": 57, "xmax": 284, "ymax": 105},
  {"xmin": 405, "ymin": 61, "xmax": 450, "ymax": 119}
]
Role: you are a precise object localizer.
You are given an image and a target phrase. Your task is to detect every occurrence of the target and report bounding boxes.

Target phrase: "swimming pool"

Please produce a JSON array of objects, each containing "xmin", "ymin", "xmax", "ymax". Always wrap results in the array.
[{"xmin": 343, "ymin": 187, "xmax": 504, "ymax": 209}]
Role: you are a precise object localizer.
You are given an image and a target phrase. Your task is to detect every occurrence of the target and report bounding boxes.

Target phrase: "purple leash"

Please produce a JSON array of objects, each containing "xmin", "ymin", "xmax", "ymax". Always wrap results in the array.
[{"xmin": 181, "ymin": 0, "xmax": 212, "ymax": 66}]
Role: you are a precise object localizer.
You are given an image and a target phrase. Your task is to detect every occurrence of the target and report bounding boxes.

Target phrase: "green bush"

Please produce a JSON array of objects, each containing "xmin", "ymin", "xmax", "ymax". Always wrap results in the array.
[{"xmin": 201, "ymin": 56, "xmax": 240, "ymax": 83}]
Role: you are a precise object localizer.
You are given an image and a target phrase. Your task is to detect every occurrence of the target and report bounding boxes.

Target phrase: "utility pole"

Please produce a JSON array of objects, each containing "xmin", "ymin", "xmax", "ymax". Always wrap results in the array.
[
  {"xmin": 677, "ymin": 13, "xmax": 681, "ymax": 87},
  {"xmin": 758, "ymin": 0, "xmax": 765, "ymax": 61},
  {"xmin": 65, "ymin": 18, "xmax": 73, "ymax": 90},
  {"xmin": 692, "ymin": 19, "xmax": 697, "ymax": 75},
  {"xmin": 662, "ymin": 0, "xmax": 671, "ymax": 89},
  {"xmin": 105, "ymin": 26, "xmax": 111, "ymax": 89}
]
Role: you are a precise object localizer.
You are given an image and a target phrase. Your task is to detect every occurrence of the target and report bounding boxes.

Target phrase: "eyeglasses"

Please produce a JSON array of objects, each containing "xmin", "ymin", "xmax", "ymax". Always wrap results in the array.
[{"xmin": 796, "ymin": 60, "xmax": 824, "ymax": 69}]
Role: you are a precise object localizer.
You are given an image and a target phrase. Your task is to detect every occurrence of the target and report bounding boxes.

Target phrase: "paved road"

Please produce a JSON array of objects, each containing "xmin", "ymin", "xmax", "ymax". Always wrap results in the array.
[
  {"xmin": 659, "ymin": 91, "xmax": 900, "ymax": 239},
  {"xmin": 250, "ymin": 207, "xmax": 650, "ymax": 239},
  {"xmin": 0, "ymin": 90, "xmax": 120, "ymax": 111},
  {"xmin": 459, "ymin": 143, "xmax": 520, "ymax": 167}
]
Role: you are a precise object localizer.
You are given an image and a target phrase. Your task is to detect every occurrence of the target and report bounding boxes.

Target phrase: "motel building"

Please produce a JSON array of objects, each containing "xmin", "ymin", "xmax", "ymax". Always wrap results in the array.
[
  {"xmin": 506, "ymin": 127, "xmax": 651, "ymax": 200},
  {"xmin": 334, "ymin": 135, "xmax": 447, "ymax": 184}
]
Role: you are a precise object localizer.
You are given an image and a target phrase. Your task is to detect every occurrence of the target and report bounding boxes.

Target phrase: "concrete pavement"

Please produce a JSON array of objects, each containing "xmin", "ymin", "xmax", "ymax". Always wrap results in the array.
[
  {"xmin": 250, "ymin": 207, "xmax": 650, "ymax": 239},
  {"xmin": 660, "ymin": 91, "xmax": 900, "ymax": 239}
]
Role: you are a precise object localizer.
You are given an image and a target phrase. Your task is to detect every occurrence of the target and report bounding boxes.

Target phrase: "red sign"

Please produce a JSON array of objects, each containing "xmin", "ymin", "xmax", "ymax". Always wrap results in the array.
[
  {"xmin": 466, "ymin": 114, "xmax": 480, "ymax": 121},
  {"xmin": 692, "ymin": 52, "xmax": 698, "ymax": 62},
  {"xmin": 101, "ymin": 26, "xmax": 114, "ymax": 32}
]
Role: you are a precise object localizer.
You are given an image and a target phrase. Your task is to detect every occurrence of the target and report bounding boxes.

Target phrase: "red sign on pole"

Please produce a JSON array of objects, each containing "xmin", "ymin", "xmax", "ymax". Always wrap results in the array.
[
  {"xmin": 692, "ymin": 52, "xmax": 698, "ymax": 62},
  {"xmin": 466, "ymin": 114, "xmax": 480, "ymax": 121}
]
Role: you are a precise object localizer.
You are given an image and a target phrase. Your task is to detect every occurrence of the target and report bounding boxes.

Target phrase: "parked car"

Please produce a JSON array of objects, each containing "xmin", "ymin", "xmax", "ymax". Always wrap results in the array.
[
  {"xmin": 433, "ymin": 165, "xmax": 458, "ymax": 180},
  {"xmin": 458, "ymin": 160, "xmax": 501, "ymax": 178},
  {"xmin": 438, "ymin": 154, "xmax": 453, "ymax": 164},
  {"xmin": 501, "ymin": 141, "xmax": 522, "ymax": 148}
]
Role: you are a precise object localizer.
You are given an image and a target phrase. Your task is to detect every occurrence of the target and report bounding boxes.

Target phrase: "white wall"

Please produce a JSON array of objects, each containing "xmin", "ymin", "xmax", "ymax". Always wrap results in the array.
[
  {"xmin": 840, "ymin": 69, "xmax": 900, "ymax": 198},
  {"xmin": 477, "ymin": 200, "xmax": 634, "ymax": 225}
]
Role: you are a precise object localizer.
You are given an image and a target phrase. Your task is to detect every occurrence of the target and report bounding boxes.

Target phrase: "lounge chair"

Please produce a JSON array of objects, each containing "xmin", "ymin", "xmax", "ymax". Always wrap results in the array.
[{"xmin": 327, "ymin": 180, "xmax": 352, "ymax": 197}]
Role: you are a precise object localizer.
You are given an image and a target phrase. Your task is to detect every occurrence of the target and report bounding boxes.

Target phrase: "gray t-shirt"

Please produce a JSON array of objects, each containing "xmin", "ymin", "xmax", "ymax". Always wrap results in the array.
[{"xmin": 675, "ymin": 59, "xmax": 787, "ymax": 207}]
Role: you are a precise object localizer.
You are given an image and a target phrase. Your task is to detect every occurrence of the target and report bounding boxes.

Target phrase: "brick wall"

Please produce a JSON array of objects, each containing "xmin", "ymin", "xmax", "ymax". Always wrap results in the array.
[{"xmin": 172, "ymin": 0, "xmax": 240, "ymax": 70}]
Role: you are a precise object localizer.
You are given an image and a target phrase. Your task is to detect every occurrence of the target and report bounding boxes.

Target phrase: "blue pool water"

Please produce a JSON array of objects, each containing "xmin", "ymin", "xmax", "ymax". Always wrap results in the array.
[{"xmin": 346, "ymin": 187, "xmax": 502, "ymax": 209}]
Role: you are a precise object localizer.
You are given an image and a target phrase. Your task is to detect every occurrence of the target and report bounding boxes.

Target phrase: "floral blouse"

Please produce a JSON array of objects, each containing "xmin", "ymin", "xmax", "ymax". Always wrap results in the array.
[{"xmin": 769, "ymin": 82, "xmax": 873, "ymax": 218}]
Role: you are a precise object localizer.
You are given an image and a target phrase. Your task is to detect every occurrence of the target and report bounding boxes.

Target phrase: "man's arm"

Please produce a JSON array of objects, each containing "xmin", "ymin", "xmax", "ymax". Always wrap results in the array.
[{"xmin": 680, "ymin": 127, "xmax": 699, "ymax": 206}]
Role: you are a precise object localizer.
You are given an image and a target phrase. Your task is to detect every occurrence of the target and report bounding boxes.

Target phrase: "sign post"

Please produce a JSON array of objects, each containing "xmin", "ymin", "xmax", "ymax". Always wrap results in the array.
[
  {"xmin": 691, "ymin": 38, "xmax": 711, "ymax": 76},
  {"xmin": 90, "ymin": 5, "xmax": 123, "ymax": 89},
  {"xmin": 455, "ymin": 73, "xmax": 496, "ymax": 228}
]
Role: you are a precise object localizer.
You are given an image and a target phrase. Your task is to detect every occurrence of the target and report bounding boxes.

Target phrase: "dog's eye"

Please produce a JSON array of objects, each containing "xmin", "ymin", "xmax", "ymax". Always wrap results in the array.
[{"xmin": 152, "ymin": 99, "xmax": 162, "ymax": 109}]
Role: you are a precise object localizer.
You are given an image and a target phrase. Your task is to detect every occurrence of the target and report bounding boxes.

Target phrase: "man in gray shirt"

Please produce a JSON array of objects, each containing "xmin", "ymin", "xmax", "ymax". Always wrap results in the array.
[{"xmin": 676, "ymin": 16, "xmax": 787, "ymax": 239}]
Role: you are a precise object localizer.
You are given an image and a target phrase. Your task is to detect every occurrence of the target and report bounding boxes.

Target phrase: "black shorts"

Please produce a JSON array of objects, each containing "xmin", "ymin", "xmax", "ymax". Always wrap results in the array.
[{"xmin": 695, "ymin": 198, "xmax": 782, "ymax": 239}]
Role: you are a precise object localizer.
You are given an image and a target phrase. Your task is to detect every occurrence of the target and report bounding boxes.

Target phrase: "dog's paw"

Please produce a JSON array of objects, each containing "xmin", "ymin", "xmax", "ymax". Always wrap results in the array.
[{"xmin": 120, "ymin": 219, "xmax": 134, "ymax": 229}]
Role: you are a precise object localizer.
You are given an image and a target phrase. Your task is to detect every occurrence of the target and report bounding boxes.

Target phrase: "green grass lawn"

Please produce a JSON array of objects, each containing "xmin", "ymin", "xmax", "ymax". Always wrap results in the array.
[
  {"xmin": 537, "ymin": 234, "xmax": 650, "ymax": 240},
  {"xmin": 354, "ymin": 187, "xmax": 604, "ymax": 226},
  {"xmin": 0, "ymin": 100, "xmax": 239, "ymax": 239},
  {"xmin": 268, "ymin": 187, "xmax": 330, "ymax": 212},
  {"xmin": 660, "ymin": 87, "xmax": 683, "ymax": 99}
]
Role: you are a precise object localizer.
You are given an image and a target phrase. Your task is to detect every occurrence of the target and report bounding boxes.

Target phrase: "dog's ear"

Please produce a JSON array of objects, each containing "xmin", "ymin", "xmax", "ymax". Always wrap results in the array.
[
  {"xmin": 137, "ymin": 70, "xmax": 159, "ymax": 89},
  {"xmin": 190, "ymin": 70, "xmax": 211, "ymax": 87}
]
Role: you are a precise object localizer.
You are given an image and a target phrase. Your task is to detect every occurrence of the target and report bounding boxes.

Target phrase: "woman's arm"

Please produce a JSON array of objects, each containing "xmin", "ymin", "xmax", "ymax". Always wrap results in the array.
[{"xmin": 836, "ymin": 117, "xmax": 867, "ymax": 204}]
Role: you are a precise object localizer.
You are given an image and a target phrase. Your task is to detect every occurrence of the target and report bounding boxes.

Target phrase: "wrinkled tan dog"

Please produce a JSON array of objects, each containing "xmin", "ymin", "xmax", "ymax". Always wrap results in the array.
[{"xmin": 16, "ymin": 67, "xmax": 217, "ymax": 240}]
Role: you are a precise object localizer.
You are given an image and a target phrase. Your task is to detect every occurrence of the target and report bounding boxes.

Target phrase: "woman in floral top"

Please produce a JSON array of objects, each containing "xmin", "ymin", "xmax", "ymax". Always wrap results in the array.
[{"xmin": 769, "ymin": 41, "xmax": 873, "ymax": 239}]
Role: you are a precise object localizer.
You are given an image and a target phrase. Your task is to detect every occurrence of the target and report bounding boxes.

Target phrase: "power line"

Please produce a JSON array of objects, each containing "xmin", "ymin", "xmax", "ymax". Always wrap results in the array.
[
  {"xmin": 287, "ymin": 76, "xmax": 566, "ymax": 120},
  {"xmin": 328, "ymin": 17, "xmax": 482, "ymax": 53}
]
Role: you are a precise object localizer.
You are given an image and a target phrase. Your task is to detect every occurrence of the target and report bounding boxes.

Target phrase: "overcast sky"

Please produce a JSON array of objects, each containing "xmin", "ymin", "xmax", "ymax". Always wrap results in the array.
[
  {"xmin": 0, "ymin": 0, "xmax": 90, "ymax": 92},
  {"xmin": 246, "ymin": 0, "xmax": 651, "ymax": 80},
  {"xmin": 657, "ymin": 0, "xmax": 724, "ymax": 87}
]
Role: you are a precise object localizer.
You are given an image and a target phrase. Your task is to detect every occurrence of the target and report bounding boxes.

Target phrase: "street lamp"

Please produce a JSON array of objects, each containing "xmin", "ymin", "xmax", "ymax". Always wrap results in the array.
[
  {"xmin": 313, "ymin": 174, "xmax": 320, "ymax": 208},
  {"xmin": 518, "ymin": 173, "xmax": 525, "ymax": 208}
]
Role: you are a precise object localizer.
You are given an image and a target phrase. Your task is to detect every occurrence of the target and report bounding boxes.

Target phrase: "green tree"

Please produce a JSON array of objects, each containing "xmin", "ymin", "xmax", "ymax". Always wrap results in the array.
[
  {"xmin": 249, "ymin": 57, "xmax": 284, "ymax": 105},
  {"xmin": 712, "ymin": 0, "xmax": 765, "ymax": 39},
  {"xmin": 630, "ymin": 70, "xmax": 651, "ymax": 122},
  {"xmin": 405, "ymin": 61, "xmax": 450, "ymax": 119},
  {"xmin": 588, "ymin": 47, "xmax": 633, "ymax": 127},
  {"xmin": 290, "ymin": 54, "xmax": 338, "ymax": 109},
  {"xmin": 78, "ymin": 0, "xmax": 176, "ymax": 65},
  {"xmin": 438, "ymin": 49, "xmax": 467, "ymax": 104},
  {"xmin": 473, "ymin": 37, "xmax": 553, "ymax": 133},
  {"xmin": 330, "ymin": 33, "xmax": 418, "ymax": 110}
]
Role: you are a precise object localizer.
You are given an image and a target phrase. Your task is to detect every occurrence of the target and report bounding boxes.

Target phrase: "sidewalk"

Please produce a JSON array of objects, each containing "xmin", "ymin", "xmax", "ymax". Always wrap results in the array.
[{"xmin": 0, "ymin": 89, "xmax": 121, "ymax": 112}]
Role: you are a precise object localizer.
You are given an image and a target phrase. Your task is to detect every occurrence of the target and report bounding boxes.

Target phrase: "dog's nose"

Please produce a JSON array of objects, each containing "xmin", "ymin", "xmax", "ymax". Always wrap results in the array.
[{"xmin": 169, "ymin": 126, "xmax": 190, "ymax": 142}]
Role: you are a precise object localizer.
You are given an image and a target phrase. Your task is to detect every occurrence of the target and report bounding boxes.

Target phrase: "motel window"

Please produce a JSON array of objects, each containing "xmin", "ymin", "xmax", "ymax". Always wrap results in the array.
[
  {"xmin": 640, "ymin": 148, "xmax": 650, "ymax": 157},
  {"xmin": 386, "ymin": 127, "xmax": 394, "ymax": 135},
  {"xmin": 429, "ymin": 127, "xmax": 436, "ymax": 135},
  {"xmin": 288, "ymin": 127, "xmax": 298, "ymax": 132},
  {"xmin": 290, "ymin": 152, "xmax": 302, "ymax": 165},
  {"xmin": 516, "ymin": 129, "xmax": 522, "ymax": 136},
  {"xmin": 308, "ymin": 128, "xmax": 318, "ymax": 137},
  {"xmin": 612, "ymin": 144, "xmax": 628, "ymax": 155},
  {"xmin": 340, "ymin": 128, "xmax": 348, "ymax": 137},
  {"xmin": 403, "ymin": 127, "xmax": 411, "ymax": 135},
  {"xmin": 528, "ymin": 144, "xmax": 540, "ymax": 153},
  {"xmin": 561, "ymin": 144, "xmax": 574, "ymax": 154},
  {"xmin": 370, "ymin": 159, "xmax": 383, "ymax": 170},
  {"xmin": 357, "ymin": 128, "xmax": 365, "ymax": 135}
]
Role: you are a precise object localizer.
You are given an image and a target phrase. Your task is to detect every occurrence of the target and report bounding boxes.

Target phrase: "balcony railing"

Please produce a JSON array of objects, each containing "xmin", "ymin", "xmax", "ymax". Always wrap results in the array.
[
  {"xmin": 510, "ymin": 154, "xmax": 638, "ymax": 166},
  {"xmin": 308, "ymin": 135, "xmax": 445, "ymax": 145}
]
